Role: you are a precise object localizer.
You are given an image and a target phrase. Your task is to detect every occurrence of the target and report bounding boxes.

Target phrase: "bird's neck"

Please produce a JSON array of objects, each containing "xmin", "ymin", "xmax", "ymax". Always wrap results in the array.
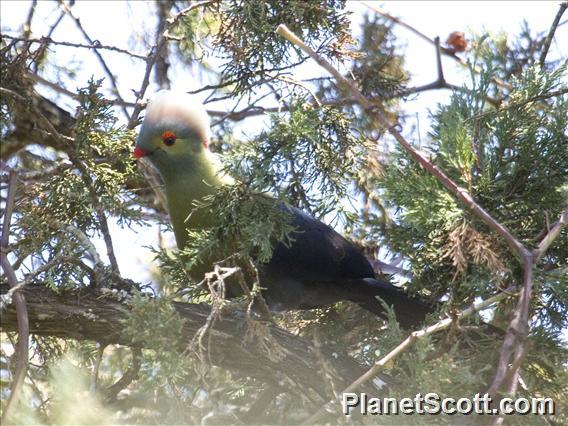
[{"xmin": 160, "ymin": 150, "xmax": 229, "ymax": 248}]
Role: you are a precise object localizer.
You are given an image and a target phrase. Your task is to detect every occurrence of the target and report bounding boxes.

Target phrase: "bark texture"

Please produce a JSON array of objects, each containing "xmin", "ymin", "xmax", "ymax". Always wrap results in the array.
[{"xmin": 0, "ymin": 284, "xmax": 376, "ymax": 399}]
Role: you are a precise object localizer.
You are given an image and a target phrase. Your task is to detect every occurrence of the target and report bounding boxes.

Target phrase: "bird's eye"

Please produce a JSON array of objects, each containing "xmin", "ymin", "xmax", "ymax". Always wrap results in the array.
[{"xmin": 161, "ymin": 131, "xmax": 177, "ymax": 146}]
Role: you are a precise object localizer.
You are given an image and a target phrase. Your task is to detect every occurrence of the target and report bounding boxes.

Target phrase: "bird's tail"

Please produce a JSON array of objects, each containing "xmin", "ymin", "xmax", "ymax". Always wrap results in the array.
[{"xmin": 350, "ymin": 278, "xmax": 434, "ymax": 329}]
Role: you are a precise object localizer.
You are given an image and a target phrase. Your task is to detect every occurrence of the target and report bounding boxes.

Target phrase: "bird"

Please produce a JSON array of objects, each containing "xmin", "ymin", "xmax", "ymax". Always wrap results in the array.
[{"xmin": 134, "ymin": 91, "xmax": 433, "ymax": 328}]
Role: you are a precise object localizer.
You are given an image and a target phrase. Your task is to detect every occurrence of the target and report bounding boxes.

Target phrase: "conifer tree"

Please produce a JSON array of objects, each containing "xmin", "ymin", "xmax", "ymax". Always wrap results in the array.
[{"xmin": 1, "ymin": 1, "xmax": 566, "ymax": 424}]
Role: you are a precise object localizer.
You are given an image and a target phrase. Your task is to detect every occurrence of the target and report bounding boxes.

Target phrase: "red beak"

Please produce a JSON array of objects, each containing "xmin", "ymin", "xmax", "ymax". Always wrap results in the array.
[{"xmin": 133, "ymin": 147, "xmax": 150, "ymax": 159}]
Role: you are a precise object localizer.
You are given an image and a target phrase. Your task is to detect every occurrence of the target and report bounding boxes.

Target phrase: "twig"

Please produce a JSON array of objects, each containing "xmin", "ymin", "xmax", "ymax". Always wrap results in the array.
[
  {"xmin": 389, "ymin": 36, "xmax": 500, "ymax": 106},
  {"xmin": 1, "ymin": 87, "xmax": 120, "ymax": 274},
  {"xmin": 69, "ymin": 154, "xmax": 121, "ymax": 274},
  {"xmin": 2, "ymin": 88, "xmax": 117, "ymax": 272},
  {"xmin": 393, "ymin": 36, "xmax": 458, "ymax": 98},
  {"xmin": 1, "ymin": 160, "xmax": 73, "ymax": 182},
  {"xmin": 22, "ymin": 0, "xmax": 37, "ymax": 39},
  {"xmin": 359, "ymin": 2, "xmax": 437, "ymax": 44},
  {"xmin": 2, "ymin": 34, "xmax": 148, "ymax": 60},
  {"xmin": 25, "ymin": 71, "xmax": 138, "ymax": 108},
  {"xmin": 104, "ymin": 347, "xmax": 142, "ymax": 403},
  {"xmin": 434, "ymin": 36, "xmax": 446, "ymax": 83},
  {"xmin": 534, "ymin": 207, "xmax": 568, "ymax": 261},
  {"xmin": 90, "ymin": 344, "xmax": 106, "ymax": 391},
  {"xmin": 127, "ymin": 0, "xmax": 217, "ymax": 129},
  {"xmin": 0, "ymin": 171, "xmax": 29, "ymax": 424},
  {"xmin": 276, "ymin": 21, "xmax": 566, "ymax": 403},
  {"xmin": 60, "ymin": 223, "xmax": 103, "ymax": 267},
  {"xmin": 245, "ymin": 258, "xmax": 274, "ymax": 322},
  {"xmin": 466, "ymin": 87, "xmax": 568, "ymax": 123},
  {"xmin": 1, "ymin": 251, "xmax": 65, "ymax": 307},
  {"xmin": 29, "ymin": 2, "xmax": 64, "ymax": 74},
  {"xmin": 1, "ymin": 172, "xmax": 16, "ymax": 250},
  {"xmin": 303, "ymin": 290, "xmax": 511, "ymax": 424},
  {"xmin": 45, "ymin": 7, "xmax": 65, "ymax": 39},
  {"xmin": 210, "ymin": 87, "xmax": 282, "ymax": 127},
  {"xmin": 276, "ymin": 75, "xmax": 322, "ymax": 106},
  {"xmin": 275, "ymin": 24, "xmax": 529, "ymax": 262},
  {"xmin": 362, "ymin": 2, "xmax": 512, "ymax": 92},
  {"xmin": 539, "ymin": 2, "xmax": 567, "ymax": 67},
  {"xmin": 58, "ymin": 0, "xmax": 130, "ymax": 119}
]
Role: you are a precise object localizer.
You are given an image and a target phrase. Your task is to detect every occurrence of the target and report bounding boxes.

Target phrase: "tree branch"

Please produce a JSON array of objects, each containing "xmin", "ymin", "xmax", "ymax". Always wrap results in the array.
[
  {"xmin": 275, "ymin": 24, "xmax": 529, "ymax": 262},
  {"xmin": 362, "ymin": 1, "xmax": 512, "ymax": 92},
  {"xmin": 1, "ymin": 87, "xmax": 120, "ymax": 273},
  {"xmin": 0, "ymin": 170, "xmax": 29, "ymax": 424},
  {"xmin": 22, "ymin": 0, "xmax": 37, "ymax": 39},
  {"xmin": 539, "ymin": 2, "xmax": 567, "ymax": 67},
  {"xmin": 534, "ymin": 207, "xmax": 568, "ymax": 261},
  {"xmin": 59, "ymin": 0, "xmax": 130, "ymax": 119},
  {"xmin": 127, "ymin": 0, "xmax": 217, "ymax": 130},
  {"xmin": 103, "ymin": 347, "xmax": 142, "ymax": 403},
  {"xmin": 0, "ymin": 284, "xmax": 376, "ymax": 401},
  {"xmin": 487, "ymin": 256, "xmax": 533, "ymax": 398},
  {"xmin": 304, "ymin": 289, "xmax": 512, "ymax": 424},
  {"xmin": 2, "ymin": 34, "xmax": 148, "ymax": 60},
  {"xmin": 488, "ymin": 207, "xmax": 567, "ymax": 399}
]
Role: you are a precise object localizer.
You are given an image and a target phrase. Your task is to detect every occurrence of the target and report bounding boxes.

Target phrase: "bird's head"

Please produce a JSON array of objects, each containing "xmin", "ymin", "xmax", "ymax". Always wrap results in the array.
[{"xmin": 134, "ymin": 91, "xmax": 211, "ymax": 176}]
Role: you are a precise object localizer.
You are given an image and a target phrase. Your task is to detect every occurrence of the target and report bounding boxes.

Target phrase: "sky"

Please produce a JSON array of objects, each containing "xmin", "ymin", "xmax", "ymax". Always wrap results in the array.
[{"xmin": 1, "ymin": 1, "xmax": 566, "ymax": 284}]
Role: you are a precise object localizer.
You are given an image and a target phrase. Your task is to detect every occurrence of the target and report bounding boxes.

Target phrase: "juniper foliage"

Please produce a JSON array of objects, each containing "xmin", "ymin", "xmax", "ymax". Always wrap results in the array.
[{"xmin": 1, "ymin": 3, "xmax": 566, "ymax": 425}]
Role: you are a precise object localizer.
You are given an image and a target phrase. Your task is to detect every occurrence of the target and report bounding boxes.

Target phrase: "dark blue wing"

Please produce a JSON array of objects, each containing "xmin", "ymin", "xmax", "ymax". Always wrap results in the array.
[{"xmin": 267, "ymin": 207, "xmax": 375, "ymax": 281}]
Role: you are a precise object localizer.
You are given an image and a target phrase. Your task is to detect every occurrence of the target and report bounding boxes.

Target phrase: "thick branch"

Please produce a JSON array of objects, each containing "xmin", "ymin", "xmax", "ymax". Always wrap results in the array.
[
  {"xmin": 488, "ymin": 207, "xmax": 567, "ymax": 398},
  {"xmin": 0, "ymin": 284, "xmax": 373, "ymax": 400},
  {"xmin": 487, "ymin": 257, "xmax": 534, "ymax": 398}
]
